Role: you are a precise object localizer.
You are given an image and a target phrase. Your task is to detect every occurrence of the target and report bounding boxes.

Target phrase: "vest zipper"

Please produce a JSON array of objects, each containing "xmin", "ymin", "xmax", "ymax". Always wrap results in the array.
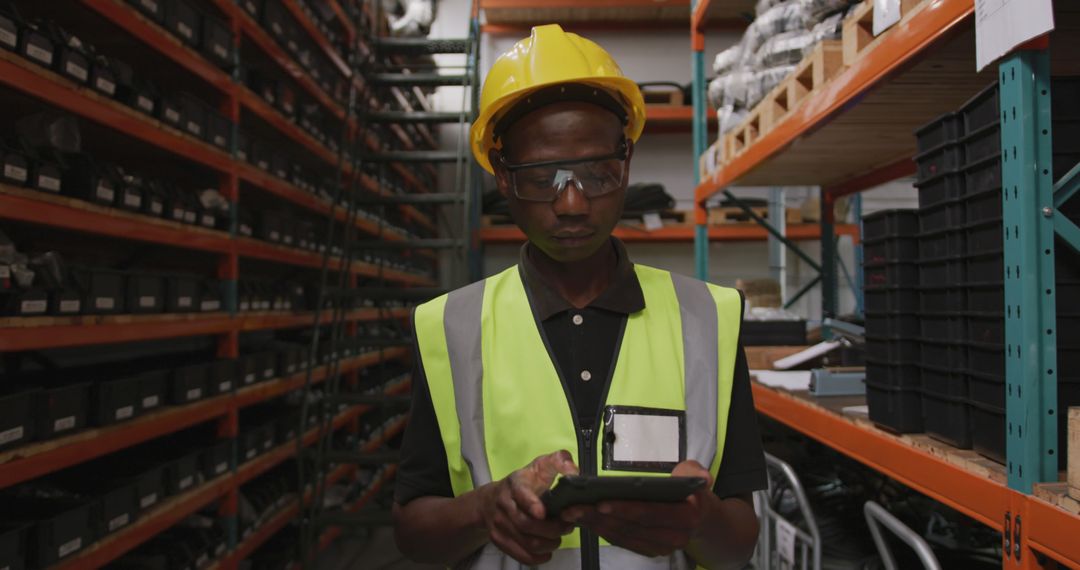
[{"xmin": 579, "ymin": 428, "xmax": 600, "ymax": 570}]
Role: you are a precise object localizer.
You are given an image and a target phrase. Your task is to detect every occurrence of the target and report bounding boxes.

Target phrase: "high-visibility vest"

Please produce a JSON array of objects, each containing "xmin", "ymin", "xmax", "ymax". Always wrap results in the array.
[{"xmin": 414, "ymin": 264, "xmax": 742, "ymax": 569}]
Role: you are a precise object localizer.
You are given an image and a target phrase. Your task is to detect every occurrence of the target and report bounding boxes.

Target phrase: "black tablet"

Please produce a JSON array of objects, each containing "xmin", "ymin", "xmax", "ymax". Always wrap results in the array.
[{"xmin": 541, "ymin": 475, "xmax": 707, "ymax": 517}]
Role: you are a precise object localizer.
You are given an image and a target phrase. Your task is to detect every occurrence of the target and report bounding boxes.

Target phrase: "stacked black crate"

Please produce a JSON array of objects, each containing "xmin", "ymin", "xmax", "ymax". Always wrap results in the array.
[
  {"xmin": 913, "ymin": 111, "xmax": 971, "ymax": 448},
  {"xmin": 954, "ymin": 81, "xmax": 1080, "ymax": 464},
  {"xmin": 862, "ymin": 209, "xmax": 922, "ymax": 433}
]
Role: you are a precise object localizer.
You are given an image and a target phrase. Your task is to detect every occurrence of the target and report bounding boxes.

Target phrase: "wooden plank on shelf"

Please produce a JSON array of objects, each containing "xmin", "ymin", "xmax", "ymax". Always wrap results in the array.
[
  {"xmin": 1070, "ymin": 407, "xmax": 1080, "ymax": 501},
  {"xmin": 743, "ymin": 346, "xmax": 808, "ymax": 370},
  {"xmin": 1035, "ymin": 483, "xmax": 1080, "ymax": 517}
]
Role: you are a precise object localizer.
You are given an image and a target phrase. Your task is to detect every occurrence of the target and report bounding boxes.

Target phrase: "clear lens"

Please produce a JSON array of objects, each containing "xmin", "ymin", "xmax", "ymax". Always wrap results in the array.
[{"xmin": 511, "ymin": 158, "xmax": 625, "ymax": 202}]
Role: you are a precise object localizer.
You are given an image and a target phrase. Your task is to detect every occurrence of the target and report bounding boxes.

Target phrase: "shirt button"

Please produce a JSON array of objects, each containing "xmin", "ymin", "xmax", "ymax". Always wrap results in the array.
[
  {"xmin": 580, "ymin": 370, "xmax": 592, "ymax": 382},
  {"xmin": 572, "ymin": 314, "xmax": 584, "ymax": 325}
]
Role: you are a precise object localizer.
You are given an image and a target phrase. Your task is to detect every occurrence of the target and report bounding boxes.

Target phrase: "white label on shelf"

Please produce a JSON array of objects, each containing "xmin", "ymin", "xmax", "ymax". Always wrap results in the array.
[
  {"xmin": 95, "ymin": 296, "xmax": 115, "ymax": 310},
  {"xmin": 58, "ymin": 537, "xmax": 82, "ymax": 558},
  {"xmin": 282, "ymin": 235, "xmax": 293, "ymax": 245},
  {"xmin": 215, "ymin": 543, "xmax": 226, "ymax": 556},
  {"xmin": 96, "ymin": 77, "xmax": 116, "ymax": 95},
  {"xmin": 150, "ymin": 200, "xmax": 163, "ymax": 215},
  {"xmin": 0, "ymin": 28, "xmax": 16, "ymax": 48},
  {"xmin": 775, "ymin": 518, "xmax": 797, "ymax": 565},
  {"xmin": 178, "ymin": 296, "xmax": 192, "ymax": 308},
  {"xmin": 54, "ymin": 416, "xmax": 76, "ymax": 432},
  {"xmin": 108, "ymin": 513, "xmax": 130, "ymax": 531},
  {"xmin": 137, "ymin": 96, "xmax": 154, "ymax": 112},
  {"xmin": 59, "ymin": 299, "xmax": 80, "ymax": 313},
  {"xmin": 179, "ymin": 475, "xmax": 193, "ymax": 490},
  {"xmin": 263, "ymin": 438, "xmax": 273, "ymax": 449},
  {"xmin": 4, "ymin": 164, "xmax": 27, "ymax": 182},
  {"xmin": 187, "ymin": 121, "xmax": 201, "ymax": 136},
  {"xmin": 140, "ymin": 493, "xmax": 158, "ymax": 509},
  {"xmin": 139, "ymin": 295, "xmax": 155, "ymax": 308},
  {"xmin": 143, "ymin": 395, "xmax": 160, "ymax": 409},
  {"xmin": 286, "ymin": 365, "xmax": 296, "ymax": 374},
  {"xmin": 38, "ymin": 175, "xmax": 60, "ymax": 192},
  {"xmin": 262, "ymin": 368, "xmax": 273, "ymax": 379},
  {"xmin": 213, "ymin": 44, "xmax": 227, "ymax": 59},
  {"xmin": 20, "ymin": 299, "xmax": 47, "ymax": 314},
  {"xmin": 177, "ymin": 22, "xmax": 193, "ymax": 39},
  {"xmin": 236, "ymin": 150, "xmax": 247, "ymax": 161},
  {"xmin": 245, "ymin": 448, "xmax": 256, "ymax": 459},
  {"xmin": 272, "ymin": 22, "xmax": 283, "ymax": 35},
  {"xmin": 139, "ymin": 0, "xmax": 158, "ymax": 10},
  {"xmin": 201, "ymin": 214, "xmax": 215, "ymax": 227},
  {"xmin": 218, "ymin": 381, "xmax": 231, "ymax": 392},
  {"xmin": 244, "ymin": 0, "xmax": 257, "ymax": 13},
  {"xmin": 244, "ymin": 372, "xmax": 255, "ymax": 384},
  {"xmin": 239, "ymin": 301, "xmax": 250, "ymax": 312},
  {"xmin": 0, "ymin": 426, "xmax": 24, "ymax": 446},
  {"xmin": 975, "ymin": 0, "xmax": 1055, "ymax": 71},
  {"xmin": 186, "ymin": 387, "xmax": 202, "ymax": 400},
  {"xmin": 115, "ymin": 405, "xmax": 134, "ymax": 420},
  {"xmin": 65, "ymin": 61, "xmax": 88, "ymax": 81},
  {"xmin": 183, "ymin": 211, "xmax": 196, "ymax": 223},
  {"xmin": 197, "ymin": 553, "xmax": 209, "ymax": 567},
  {"xmin": 26, "ymin": 44, "xmax": 53, "ymax": 65},
  {"xmin": 165, "ymin": 108, "xmax": 180, "ymax": 123},
  {"xmin": 172, "ymin": 207, "xmax": 185, "ymax": 220},
  {"xmin": 269, "ymin": 230, "xmax": 280, "ymax": 241},
  {"xmin": 96, "ymin": 183, "xmax": 115, "ymax": 201},
  {"xmin": 124, "ymin": 192, "xmax": 142, "ymax": 208},
  {"xmin": 215, "ymin": 462, "xmax": 227, "ymax": 475},
  {"xmin": 213, "ymin": 134, "xmax": 226, "ymax": 147},
  {"xmin": 202, "ymin": 299, "xmax": 221, "ymax": 311}
]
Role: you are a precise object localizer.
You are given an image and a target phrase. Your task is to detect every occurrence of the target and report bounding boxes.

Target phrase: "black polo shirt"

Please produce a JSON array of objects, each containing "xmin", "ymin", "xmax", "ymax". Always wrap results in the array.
[{"xmin": 394, "ymin": 239, "xmax": 767, "ymax": 505}]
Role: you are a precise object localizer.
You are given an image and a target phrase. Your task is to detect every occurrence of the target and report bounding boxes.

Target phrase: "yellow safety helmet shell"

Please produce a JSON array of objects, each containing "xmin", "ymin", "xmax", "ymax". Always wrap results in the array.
[{"xmin": 470, "ymin": 24, "xmax": 647, "ymax": 174}]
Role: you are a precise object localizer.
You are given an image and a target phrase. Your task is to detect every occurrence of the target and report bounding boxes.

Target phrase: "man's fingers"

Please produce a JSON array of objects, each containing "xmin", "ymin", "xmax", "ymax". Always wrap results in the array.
[
  {"xmin": 510, "ymin": 476, "xmax": 547, "ymax": 519},
  {"xmin": 490, "ymin": 528, "xmax": 551, "ymax": 566},
  {"xmin": 671, "ymin": 460, "xmax": 713, "ymax": 487}
]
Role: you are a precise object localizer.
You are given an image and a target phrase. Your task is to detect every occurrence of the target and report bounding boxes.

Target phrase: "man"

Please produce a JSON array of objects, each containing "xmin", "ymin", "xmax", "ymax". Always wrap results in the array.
[{"xmin": 393, "ymin": 24, "xmax": 765, "ymax": 569}]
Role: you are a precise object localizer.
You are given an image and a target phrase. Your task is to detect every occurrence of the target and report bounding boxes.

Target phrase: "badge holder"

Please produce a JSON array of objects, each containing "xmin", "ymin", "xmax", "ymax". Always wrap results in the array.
[{"xmin": 602, "ymin": 405, "xmax": 686, "ymax": 473}]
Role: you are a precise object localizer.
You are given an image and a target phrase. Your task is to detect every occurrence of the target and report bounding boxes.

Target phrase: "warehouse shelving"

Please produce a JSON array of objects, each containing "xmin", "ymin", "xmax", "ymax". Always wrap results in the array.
[
  {"xmin": 0, "ymin": 2, "xmax": 438, "ymax": 567},
  {"xmin": 479, "ymin": 0, "xmax": 753, "ymax": 28},
  {"xmin": 691, "ymin": 0, "xmax": 1080, "ymax": 567},
  {"xmin": 479, "ymin": 222, "xmax": 859, "ymax": 244},
  {"xmin": 44, "ymin": 381, "xmax": 410, "ymax": 570}
]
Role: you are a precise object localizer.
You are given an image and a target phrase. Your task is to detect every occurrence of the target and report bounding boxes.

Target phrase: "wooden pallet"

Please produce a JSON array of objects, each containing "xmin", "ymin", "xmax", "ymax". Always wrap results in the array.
[
  {"xmin": 1070, "ymin": 407, "xmax": 1080, "ymax": 501},
  {"xmin": 723, "ymin": 40, "xmax": 844, "ymax": 163},
  {"xmin": 707, "ymin": 206, "xmax": 804, "ymax": 225},
  {"xmin": 641, "ymin": 87, "xmax": 684, "ymax": 106},
  {"xmin": 843, "ymin": 0, "xmax": 927, "ymax": 66}
]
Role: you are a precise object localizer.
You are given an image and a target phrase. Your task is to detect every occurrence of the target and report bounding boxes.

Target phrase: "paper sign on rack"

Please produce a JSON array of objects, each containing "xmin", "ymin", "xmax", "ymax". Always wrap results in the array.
[
  {"xmin": 775, "ymin": 517, "xmax": 798, "ymax": 566},
  {"xmin": 873, "ymin": 0, "xmax": 901, "ymax": 36},
  {"xmin": 975, "ymin": 0, "xmax": 1054, "ymax": 71}
]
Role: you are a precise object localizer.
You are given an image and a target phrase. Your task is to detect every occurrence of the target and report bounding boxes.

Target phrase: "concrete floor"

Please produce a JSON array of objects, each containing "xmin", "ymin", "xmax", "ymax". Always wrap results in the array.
[{"xmin": 315, "ymin": 527, "xmax": 441, "ymax": 570}]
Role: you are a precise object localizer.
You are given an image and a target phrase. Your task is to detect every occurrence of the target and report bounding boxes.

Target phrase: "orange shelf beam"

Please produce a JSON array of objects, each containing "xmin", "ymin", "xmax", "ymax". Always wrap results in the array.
[
  {"xmin": 751, "ymin": 384, "xmax": 1080, "ymax": 566},
  {"xmin": 696, "ymin": 0, "xmax": 973, "ymax": 202},
  {"xmin": 236, "ymin": 87, "xmax": 342, "ymax": 166},
  {"xmin": 328, "ymin": 1, "xmax": 357, "ymax": 40},
  {"xmin": 81, "ymin": 0, "xmax": 234, "ymax": 94},
  {"xmin": 53, "ymin": 473, "xmax": 234, "ymax": 570},
  {"xmin": 479, "ymin": 223, "xmax": 860, "ymax": 244},
  {"xmin": 282, "ymin": 0, "xmax": 352, "ymax": 77},
  {"xmin": 0, "ymin": 51, "xmax": 234, "ymax": 174},
  {"xmin": 233, "ymin": 347, "xmax": 408, "ymax": 408}
]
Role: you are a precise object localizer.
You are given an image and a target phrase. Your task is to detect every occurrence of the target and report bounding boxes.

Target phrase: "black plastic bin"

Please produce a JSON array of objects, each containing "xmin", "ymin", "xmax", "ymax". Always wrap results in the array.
[
  {"xmin": 864, "ymin": 313, "xmax": 919, "ymax": 339},
  {"xmin": 177, "ymin": 93, "xmax": 206, "ymax": 140},
  {"xmin": 0, "ymin": 387, "xmax": 38, "ymax": 451},
  {"xmin": 864, "ymin": 287, "xmax": 918, "ymax": 314},
  {"xmin": 863, "ymin": 238, "xmax": 917, "ymax": 265},
  {"xmin": 201, "ymin": 12, "xmax": 232, "ymax": 69},
  {"xmin": 866, "ymin": 380, "xmax": 923, "ymax": 434},
  {"xmin": 914, "ymin": 143, "xmax": 963, "ymax": 182},
  {"xmin": 137, "ymin": 369, "xmax": 168, "ymax": 413},
  {"xmin": 0, "ymin": 523, "xmax": 29, "ymax": 570},
  {"xmin": 918, "ymin": 256, "xmax": 964, "ymax": 288},
  {"xmin": 91, "ymin": 374, "xmax": 142, "ymax": 426},
  {"xmin": 915, "ymin": 112, "xmax": 963, "ymax": 154},
  {"xmin": 166, "ymin": 275, "xmax": 199, "ymax": 313},
  {"xmin": 918, "ymin": 314, "xmax": 964, "ymax": 343},
  {"xmin": 165, "ymin": 0, "xmax": 202, "ymax": 47},
  {"xmin": 126, "ymin": 273, "xmax": 164, "ymax": 314},
  {"xmin": 206, "ymin": 359, "xmax": 237, "ymax": 395},
  {"xmin": 921, "ymin": 391, "xmax": 971, "ymax": 448},
  {"xmin": 33, "ymin": 381, "xmax": 91, "ymax": 439},
  {"xmin": 739, "ymin": 320, "xmax": 806, "ymax": 346},
  {"xmin": 919, "ymin": 229, "xmax": 965, "ymax": 261},
  {"xmin": 918, "ymin": 287, "xmax": 966, "ymax": 314},
  {"xmin": 163, "ymin": 450, "xmax": 201, "ymax": 496},
  {"xmin": 865, "ymin": 336, "xmax": 920, "ymax": 365},
  {"xmin": 169, "ymin": 363, "xmax": 207, "ymax": 404},
  {"xmin": 919, "ymin": 341, "xmax": 967, "ymax": 371},
  {"xmin": 74, "ymin": 267, "xmax": 125, "ymax": 315},
  {"xmin": 199, "ymin": 439, "xmax": 231, "ymax": 480},
  {"xmin": 5, "ymin": 496, "xmax": 94, "ymax": 566},
  {"xmin": 915, "ymin": 171, "xmax": 964, "ymax": 211},
  {"xmin": 961, "ymin": 124, "xmax": 1000, "ymax": 166},
  {"xmin": 918, "ymin": 200, "xmax": 966, "ymax": 233},
  {"xmin": 864, "ymin": 262, "xmax": 919, "ymax": 288},
  {"xmin": 865, "ymin": 359, "xmax": 920, "ymax": 388}
]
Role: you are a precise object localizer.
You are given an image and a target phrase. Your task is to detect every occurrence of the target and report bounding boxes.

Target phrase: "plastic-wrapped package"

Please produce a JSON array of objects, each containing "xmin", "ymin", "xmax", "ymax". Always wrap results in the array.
[
  {"xmin": 798, "ymin": 0, "xmax": 854, "ymax": 22},
  {"xmin": 746, "ymin": 65, "xmax": 796, "ymax": 108},
  {"xmin": 810, "ymin": 8, "xmax": 848, "ymax": 42},
  {"xmin": 718, "ymin": 104, "xmax": 749, "ymax": 135},
  {"xmin": 712, "ymin": 43, "xmax": 743, "ymax": 76},
  {"xmin": 708, "ymin": 76, "xmax": 725, "ymax": 109},
  {"xmin": 744, "ymin": 2, "xmax": 812, "ymax": 55},
  {"xmin": 755, "ymin": 0, "xmax": 787, "ymax": 16},
  {"xmin": 722, "ymin": 67, "xmax": 755, "ymax": 108},
  {"xmin": 754, "ymin": 30, "xmax": 816, "ymax": 67}
]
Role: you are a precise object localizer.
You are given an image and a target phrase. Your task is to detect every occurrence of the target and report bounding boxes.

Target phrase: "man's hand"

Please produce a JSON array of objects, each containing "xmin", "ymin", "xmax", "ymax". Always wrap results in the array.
[
  {"xmin": 478, "ymin": 450, "xmax": 580, "ymax": 565},
  {"xmin": 560, "ymin": 460, "xmax": 716, "ymax": 558}
]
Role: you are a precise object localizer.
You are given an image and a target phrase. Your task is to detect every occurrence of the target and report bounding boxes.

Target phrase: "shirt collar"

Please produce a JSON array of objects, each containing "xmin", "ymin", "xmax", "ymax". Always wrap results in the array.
[{"xmin": 518, "ymin": 237, "xmax": 646, "ymax": 321}]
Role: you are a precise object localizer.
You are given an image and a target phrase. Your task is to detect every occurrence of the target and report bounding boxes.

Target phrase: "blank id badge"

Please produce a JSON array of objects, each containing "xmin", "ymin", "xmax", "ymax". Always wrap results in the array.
[{"xmin": 602, "ymin": 406, "xmax": 686, "ymax": 472}]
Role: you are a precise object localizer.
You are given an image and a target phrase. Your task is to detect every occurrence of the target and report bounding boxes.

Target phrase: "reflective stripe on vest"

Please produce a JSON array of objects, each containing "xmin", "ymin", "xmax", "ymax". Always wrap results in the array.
[{"xmin": 415, "ymin": 264, "xmax": 742, "ymax": 569}]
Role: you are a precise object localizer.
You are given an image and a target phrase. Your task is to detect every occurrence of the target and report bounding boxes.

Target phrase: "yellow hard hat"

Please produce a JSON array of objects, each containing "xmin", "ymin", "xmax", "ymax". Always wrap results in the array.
[{"xmin": 470, "ymin": 24, "xmax": 647, "ymax": 174}]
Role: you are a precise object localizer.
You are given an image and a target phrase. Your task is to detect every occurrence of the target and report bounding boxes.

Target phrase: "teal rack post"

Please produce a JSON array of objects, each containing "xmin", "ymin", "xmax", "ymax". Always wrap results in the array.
[
  {"xmin": 692, "ymin": 28, "xmax": 708, "ymax": 281},
  {"xmin": 1000, "ymin": 48, "xmax": 1058, "ymax": 493}
]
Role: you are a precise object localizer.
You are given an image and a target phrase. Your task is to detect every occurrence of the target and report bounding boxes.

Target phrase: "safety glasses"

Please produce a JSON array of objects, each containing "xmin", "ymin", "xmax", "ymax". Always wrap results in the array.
[{"xmin": 499, "ymin": 141, "xmax": 629, "ymax": 203}]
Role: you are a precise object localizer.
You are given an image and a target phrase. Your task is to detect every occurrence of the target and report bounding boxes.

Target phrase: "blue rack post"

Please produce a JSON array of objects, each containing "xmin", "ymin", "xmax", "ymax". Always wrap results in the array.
[
  {"xmin": 1000, "ymin": 48, "xmax": 1058, "ymax": 495},
  {"xmin": 692, "ymin": 25, "xmax": 709, "ymax": 281}
]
